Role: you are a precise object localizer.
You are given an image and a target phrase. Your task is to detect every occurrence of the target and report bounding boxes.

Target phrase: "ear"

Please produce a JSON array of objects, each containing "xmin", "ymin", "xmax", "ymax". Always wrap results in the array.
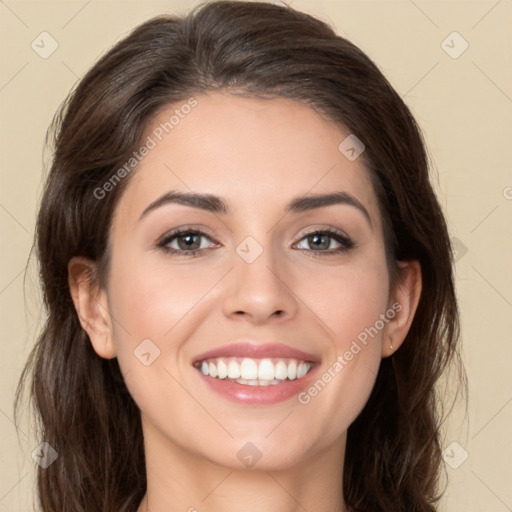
[
  {"xmin": 382, "ymin": 260, "xmax": 422, "ymax": 357},
  {"xmin": 68, "ymin": 256, "xmax": 117, "ymax": 359}
]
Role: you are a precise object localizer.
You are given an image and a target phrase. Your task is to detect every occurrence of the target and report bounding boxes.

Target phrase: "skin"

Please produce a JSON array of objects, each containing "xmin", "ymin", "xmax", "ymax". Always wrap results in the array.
[{"xmin": 69, "ymin": 92, "xmax": 422, "ymax": 512}]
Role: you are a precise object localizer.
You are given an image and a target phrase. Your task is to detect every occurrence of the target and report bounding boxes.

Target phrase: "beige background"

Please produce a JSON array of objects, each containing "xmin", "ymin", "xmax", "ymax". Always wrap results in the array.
[{"xmin": 1, "ymin": 0, "xmax": 511, "ymax": 510}]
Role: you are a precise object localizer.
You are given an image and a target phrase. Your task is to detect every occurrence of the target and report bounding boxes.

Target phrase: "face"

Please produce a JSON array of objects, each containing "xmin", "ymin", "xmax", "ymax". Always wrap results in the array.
[{"xmin": 92, "ymin": 92, "xmax": 400, "ymax": 470}]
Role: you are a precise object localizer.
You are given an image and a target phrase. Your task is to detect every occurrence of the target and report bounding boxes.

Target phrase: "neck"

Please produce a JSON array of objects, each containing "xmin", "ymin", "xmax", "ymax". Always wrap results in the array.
[{"xmin": 136, "ymin": 417, "xmax": 347, "ymax": 512}]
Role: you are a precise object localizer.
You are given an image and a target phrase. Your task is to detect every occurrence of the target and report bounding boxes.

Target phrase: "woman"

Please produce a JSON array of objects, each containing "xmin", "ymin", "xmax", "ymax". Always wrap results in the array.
[{"xmin": 16, "ymin": 1, "xmax": 463, "ymax": 510}]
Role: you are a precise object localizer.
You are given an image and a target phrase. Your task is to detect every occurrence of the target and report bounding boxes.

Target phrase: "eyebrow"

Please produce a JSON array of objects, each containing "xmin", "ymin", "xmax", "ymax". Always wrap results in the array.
[{"xmin": 139, "ymin": 190, "xmax": 373, "ymax": 229}]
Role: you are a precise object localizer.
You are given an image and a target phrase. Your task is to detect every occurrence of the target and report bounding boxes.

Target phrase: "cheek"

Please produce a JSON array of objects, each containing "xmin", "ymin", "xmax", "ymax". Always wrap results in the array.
[
  {"xmin": 105, "ymin": 250, "xmax": 226, "ymax": 411},
  {"xmin": 107, "ymin": 249, "xmax": 222, "ymax": 346},
  {"xmin": 308, "ymin": 255, "xmax": 390, "ymax": 346},
  {"xmin": 294, "ymin": 256, "xmax": 389, "ymax": 431}
]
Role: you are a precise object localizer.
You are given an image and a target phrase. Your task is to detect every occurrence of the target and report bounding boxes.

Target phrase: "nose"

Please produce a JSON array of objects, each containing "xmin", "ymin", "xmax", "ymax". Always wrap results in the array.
[{"xmin": 222, "ymin": 239, "xmax": 298, "ymax": 325}]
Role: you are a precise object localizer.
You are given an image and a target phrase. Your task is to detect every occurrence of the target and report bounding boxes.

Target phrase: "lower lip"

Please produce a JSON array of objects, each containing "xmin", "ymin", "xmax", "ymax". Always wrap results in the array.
[{"xmin": 195, "ymin": 365, "xmax": 319, "ymax": 405}]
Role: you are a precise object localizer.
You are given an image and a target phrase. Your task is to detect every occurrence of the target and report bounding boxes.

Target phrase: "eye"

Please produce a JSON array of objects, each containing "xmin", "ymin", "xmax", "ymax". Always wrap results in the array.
[
  {"xmin": 295, "ymin": 229, "xmax": 355, "ymax": 255},
  {"xmin": 157, "ymin": 228, "xmax": 217, "ymax": 256},
  {"xmin": 156, "ymin": 227, "xmax": 355, "ymax": 258}
]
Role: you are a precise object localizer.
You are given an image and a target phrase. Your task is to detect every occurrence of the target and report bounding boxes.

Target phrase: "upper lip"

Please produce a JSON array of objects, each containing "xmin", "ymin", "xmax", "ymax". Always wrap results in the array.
[{"xmin": 193, "ymin": 341, "xmax": 321, "ymax": 364}]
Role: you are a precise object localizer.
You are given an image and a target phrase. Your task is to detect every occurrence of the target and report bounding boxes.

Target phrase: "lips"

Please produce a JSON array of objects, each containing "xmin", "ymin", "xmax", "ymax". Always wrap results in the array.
[
  {"xmin": 192, "ymin": 341, "xmax": 320, "ymax": 405},
  {"xmin": 192, "ymin": 341, "xmax": 320, "ymax": 364}
]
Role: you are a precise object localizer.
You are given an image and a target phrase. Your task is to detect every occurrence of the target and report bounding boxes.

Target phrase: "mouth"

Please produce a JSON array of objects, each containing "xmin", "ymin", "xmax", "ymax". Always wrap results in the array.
[{"xmin": 192, "ymin": 341, "xmax": 320, "ymax": 404}]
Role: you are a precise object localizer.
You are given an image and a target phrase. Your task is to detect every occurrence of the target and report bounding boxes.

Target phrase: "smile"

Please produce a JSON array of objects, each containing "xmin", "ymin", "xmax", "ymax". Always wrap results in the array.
[{"xmin": 192, "ymin": 341, "xmax": 320, "ymax": 404}]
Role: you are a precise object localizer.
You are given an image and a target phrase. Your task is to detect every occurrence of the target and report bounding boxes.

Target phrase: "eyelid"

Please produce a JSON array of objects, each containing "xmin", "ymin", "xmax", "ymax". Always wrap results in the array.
[
  {"xmin": 156, "ymin": 225, "xmax": 355, "ymax": 256},
  {"xmin": 156, "ymin": 225, "xmax": 218, "ymax": 246},
  {"xmin": 295, "ymin": 224, "xmax": 352, "ymax": 242}
]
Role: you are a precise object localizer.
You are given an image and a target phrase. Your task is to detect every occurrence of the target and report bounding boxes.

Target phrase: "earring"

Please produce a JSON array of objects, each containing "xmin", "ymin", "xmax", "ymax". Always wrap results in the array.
[{"xmin": 390, "ymin": 340, "xmax": 394, "ymax": 351}]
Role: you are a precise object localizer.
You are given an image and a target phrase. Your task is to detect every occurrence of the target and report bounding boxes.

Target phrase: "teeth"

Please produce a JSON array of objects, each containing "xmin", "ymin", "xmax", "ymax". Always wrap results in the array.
[
  {"xmin": 227, "ymin": 360, "xmax": 241, "ymax": 379},
  {"xmin": 240, "ymin": 358, "xmax": 258, "ymax": 380},
  {"xmin": 197, "ymin": 357, "xmax": 313, "ymax": 384},
  {"xmin": 217, "ymin": 359, "xmax": 228, "ymax": 379},
  {"xmin": 258, "ymin": 359, "xmax": 274, "ymax": 380},
  {"xmin": 297, "ymin": 362, "xmax": 309, "ymax": 379},
  {"xmin": 288, "ymin": 360, "xmax": 297, "ymax": 380},
  {"xmin": 237, "ymin": 378, "xmax": 282, "ymax": 386},
  {"xmin": 274, "ymin": 360, "xmax": 288, "ymax": 380}
]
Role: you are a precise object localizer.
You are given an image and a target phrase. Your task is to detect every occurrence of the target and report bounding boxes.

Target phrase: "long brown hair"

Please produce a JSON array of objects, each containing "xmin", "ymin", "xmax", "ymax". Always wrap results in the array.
[{"xmin": 15, "ymin": 2, "xmax": 464, "ymax": 510}]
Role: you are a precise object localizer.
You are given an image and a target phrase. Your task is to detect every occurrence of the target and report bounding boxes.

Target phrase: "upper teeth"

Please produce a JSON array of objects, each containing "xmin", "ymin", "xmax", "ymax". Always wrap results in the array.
[{"xmin": 197, "ymin": 357, "xmax": 312, "ymax": 381}]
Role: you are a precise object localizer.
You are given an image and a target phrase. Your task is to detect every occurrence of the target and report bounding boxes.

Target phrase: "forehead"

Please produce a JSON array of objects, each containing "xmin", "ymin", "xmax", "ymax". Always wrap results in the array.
[{"xmin": 114, "ymin": 92, "xmax": 381, "ymax": 229}]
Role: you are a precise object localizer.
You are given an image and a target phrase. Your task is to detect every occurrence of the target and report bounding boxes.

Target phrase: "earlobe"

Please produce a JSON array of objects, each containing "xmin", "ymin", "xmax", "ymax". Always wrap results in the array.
[
  {"xmin": 382, "ymin": 260, "xmax": 422, "ymax": 358},
  {"xmin": 68, "ymin": 256, "xmax": 117, "ymax": 359}
]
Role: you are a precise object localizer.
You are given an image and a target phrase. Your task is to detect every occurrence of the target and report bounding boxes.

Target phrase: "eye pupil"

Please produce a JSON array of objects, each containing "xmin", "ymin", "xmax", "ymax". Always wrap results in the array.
[
  {"xmin": 178, "ymin": 233, "xmax": 201, "ymax": 250},
  {"xmin": 309, "ymin": 233, "xmax": 329, "ymax": 250}
]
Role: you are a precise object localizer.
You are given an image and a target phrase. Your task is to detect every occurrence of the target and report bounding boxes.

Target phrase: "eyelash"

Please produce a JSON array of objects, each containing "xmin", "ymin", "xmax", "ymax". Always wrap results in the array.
[{"xmin": 157, "ymin": 227, "xmax": 355, "ymax": 258}]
